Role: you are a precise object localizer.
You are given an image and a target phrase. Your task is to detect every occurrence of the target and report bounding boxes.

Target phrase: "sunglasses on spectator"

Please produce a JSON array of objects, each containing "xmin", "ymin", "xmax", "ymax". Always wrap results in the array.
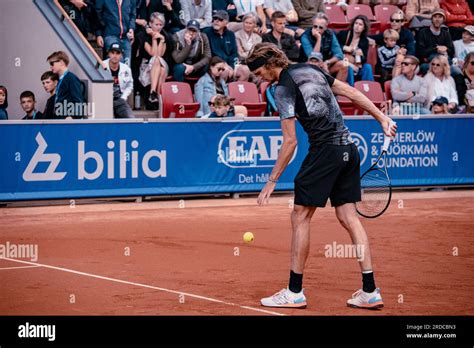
[
  {"xmin": 49, "ymin": 60, "xmax": 60, "ymax": 66},
  {"xmin": 401, "ymin": 61, "xmax": 414, "ymax": 66},
  {"xmin": 212, "ymin": 17, "xmax": 224, "ymax": 22},
  {"xmin": 208, "ymin": 102, "xmax": 215, "ymax": 106},
  {"xmin": 390, "ymin": 19, "xmax": 403, "ymax": 23},
  {"xmin": 470, "ymin": 61, "xmax": 474, "ymax": 65},
  {"xmin": 431, "ymin": 62, "xmax": 441, "ymax": 67},
  {"xmin": 313, "ymin": 25, "xmax": 325, "ymax": 30}
]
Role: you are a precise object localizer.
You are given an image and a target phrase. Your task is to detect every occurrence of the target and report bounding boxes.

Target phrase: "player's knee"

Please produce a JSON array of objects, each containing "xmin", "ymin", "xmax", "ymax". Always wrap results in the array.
[
  {"xmin": 337, "ymin": 212, "xmax": 359, "ymax": 231},
  {"xmin": 292, "ymin": 206, "xmax": 312, "ymax": 222}
]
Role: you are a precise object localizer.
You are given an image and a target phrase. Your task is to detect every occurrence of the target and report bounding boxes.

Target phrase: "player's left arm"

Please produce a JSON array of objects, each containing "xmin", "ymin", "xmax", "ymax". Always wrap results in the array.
[
  {"xmin": 257, "ymin": 117, "xmax": 298, "ymax": 206},
  {"xmin": 330, "ymin": 79, "xmax": 397, "ymax": 137}
]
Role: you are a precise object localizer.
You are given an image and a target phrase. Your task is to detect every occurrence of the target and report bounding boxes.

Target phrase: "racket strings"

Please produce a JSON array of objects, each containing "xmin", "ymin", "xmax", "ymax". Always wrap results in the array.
[{"xmin": 357, "ymin": 169, "xmax": 391, "ymax": 217}]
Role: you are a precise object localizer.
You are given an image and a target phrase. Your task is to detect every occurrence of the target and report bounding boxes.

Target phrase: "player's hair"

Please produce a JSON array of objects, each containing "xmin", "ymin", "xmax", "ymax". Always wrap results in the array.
[
  {"xmin": 383, "ymin": 28, "xmax": 399, "ymax": 41},
  {"xmin": 349, "ymin": 15, "xmax": 370, "ymax": 37},
  {"xmin": 246, "ymin": 42, "xmax": 290, "ymax": 70},
  {"xmin": 150, "ymin": 12, "xmax": 165, "ymax": 24},
  {"xmin": 47, "ymin": 51, "xmax": 70, "ymax": 66},
  {"xmin": 271, "ymin": 11, "xmax": 286, "ymax": 21},
  {"xmin": 20, "ymin": 90, "xmax": 35, "ymax": 101},
  {"xmin": 41, "ymin": 71, "xmax": 59, "ymax": 82},
  {"xmin": 312, "ymin": 12, "xmax": 329, "ymax": 23}
]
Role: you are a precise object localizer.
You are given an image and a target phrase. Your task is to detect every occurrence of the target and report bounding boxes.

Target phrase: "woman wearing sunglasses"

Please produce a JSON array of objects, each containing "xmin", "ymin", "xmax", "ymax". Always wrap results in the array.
[
  {"xmin": 419, "ymin": 55, "xmax": 458, "ymax": 112},
  {"xmin": 195, "ymin": 56, "xmax": 229, "ymax": 116}
]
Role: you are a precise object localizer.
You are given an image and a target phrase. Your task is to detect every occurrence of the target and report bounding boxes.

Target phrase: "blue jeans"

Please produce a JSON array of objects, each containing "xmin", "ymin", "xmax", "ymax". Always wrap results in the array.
[
  {"xmin": 173, "ymin": 63, "xmax": 206, "ymax": 82},
  {"xmin": 104, "ymin": 36, "xmax": 132, "ymax": 66},
  {"xmin": 347, "ymin": 63, "xmax": 374, "ymax": 86}
]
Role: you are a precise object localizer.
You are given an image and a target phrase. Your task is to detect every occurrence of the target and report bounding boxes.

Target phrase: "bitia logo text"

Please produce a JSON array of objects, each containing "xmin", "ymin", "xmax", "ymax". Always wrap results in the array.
[{"xmin": 23, "ymin": 132, "xmax": 167, "ymax": 181}]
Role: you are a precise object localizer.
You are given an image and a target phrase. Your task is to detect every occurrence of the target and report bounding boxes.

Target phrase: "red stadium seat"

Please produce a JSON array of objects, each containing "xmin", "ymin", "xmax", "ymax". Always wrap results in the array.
[
  {"xmin": 325, "ymin": 5, "xmax": 349, "ymax": 31},
  {"xmin": 384, "ymin": 80, "xmax": 392, "ymax": 101},
  {"xmin": 228, "ymin": 81, "xmax": 267, "ymax": 117},
  {"xmin": 346, "ymin": 4, "xmax": 380, "ymax": 34},
  {"xmin": 337, "ymin": 95, "xmax": 357, "ymax": 115},
  {"xmin": 354, "ymin": 80, "xmax": 385, "ymax": 114},
  {"xmin": 374, "ymin": 4, "xmax": 399, "ymax": 31},
  {"xmin": 259, "ymin": 81, "xmax": 269, "ymax": 102},
  {"xmin": 160, "ymin": 82, "xmax": 200, "ymax": 118},
  {"xmin": 367, "ymin": 44, "xmax": 381, "ymax": 80}
]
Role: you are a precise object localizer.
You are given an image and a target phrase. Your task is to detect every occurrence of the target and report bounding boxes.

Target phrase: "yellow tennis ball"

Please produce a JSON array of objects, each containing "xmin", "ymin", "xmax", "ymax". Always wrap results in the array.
[{"xmin": 243, "ymin": 232, "xmax": 254, "ymax": 243}]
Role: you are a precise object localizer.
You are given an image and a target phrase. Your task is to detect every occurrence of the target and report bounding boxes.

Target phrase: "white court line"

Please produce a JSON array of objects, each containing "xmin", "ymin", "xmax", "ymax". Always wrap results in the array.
[
  {"xmin": 0, "ymin": 265, "xmax": 41, "ymax": 271},
  {"xmin": 0, "ymin": 257, "xmax": 285, "ymax": 316}
]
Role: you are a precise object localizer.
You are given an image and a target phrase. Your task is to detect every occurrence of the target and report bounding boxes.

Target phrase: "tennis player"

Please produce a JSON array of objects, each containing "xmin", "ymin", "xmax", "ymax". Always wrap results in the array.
[{"xmin": 246, "ymin": 43, "xmax": 397, "ymax": 309}]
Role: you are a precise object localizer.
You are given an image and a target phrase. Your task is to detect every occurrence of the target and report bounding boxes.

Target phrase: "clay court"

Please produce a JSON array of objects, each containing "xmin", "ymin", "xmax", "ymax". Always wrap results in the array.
[{"xmin": 0, "ymin": 190, "xmax": 473, "ymax": 316}]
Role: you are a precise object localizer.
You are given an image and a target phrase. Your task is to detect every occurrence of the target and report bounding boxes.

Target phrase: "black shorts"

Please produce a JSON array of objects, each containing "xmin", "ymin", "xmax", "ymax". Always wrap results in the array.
[{"xmin": 294, "ymin": 143, "xmax": 361, "ymax": 208}]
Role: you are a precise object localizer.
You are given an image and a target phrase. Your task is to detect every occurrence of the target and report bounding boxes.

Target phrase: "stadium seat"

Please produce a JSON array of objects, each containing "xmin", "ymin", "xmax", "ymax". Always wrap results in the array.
[
  {"xmin": 346, "ymin": 4, "xmax": 380, "ymax": 34},
  {"xmin": 367, "ymin": 44, "xmax": 381, "ymax": 80},
  {"xmin": 160, "ymin": 82, "xmax": 200, "ymax": 118},
  {"xmin": 259, "ymin": 81, "xmax": 269, "ymax": 102},
  {"xmin": 354, "ymin": 80, "xmax": 385, "ymax": 114},
  {"xmin": 228, "ymin": 81, "xmax": 267, "ymax": 117},
  {"xmin": 325, "ymin": 5, "xmax": 349, "ymax": 31},
  {"xmin": 384, "ymin": 80, "xmax": 392, "ymax": 101},
  {"xmin": 337, "ymin": 96, "xmax": 357, "ymax": 115},
  {"xmin": 374, "ymin": 4, "xmax": 399, "ymax": 31}
]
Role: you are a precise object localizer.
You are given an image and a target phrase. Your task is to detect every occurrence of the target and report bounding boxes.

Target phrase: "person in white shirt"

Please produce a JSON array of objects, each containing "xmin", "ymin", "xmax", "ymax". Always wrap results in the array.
[
  {"xmin": 179, "ymin": 0, "xmax": 213, "ymax": 28},
  {"xmin": 233, "ymin": 0, "xmax": 267, "ymax": 33},
  {"xmin": 235, "ymin": 13, "xmax": 262, "ymax": 60},
  {"xmin": 419, "ymin": 54, "xmax": 458, "ymax": 112},
  {"xmin": 453, "ymin": 25, "xmax": 474, "ymax": 68}
]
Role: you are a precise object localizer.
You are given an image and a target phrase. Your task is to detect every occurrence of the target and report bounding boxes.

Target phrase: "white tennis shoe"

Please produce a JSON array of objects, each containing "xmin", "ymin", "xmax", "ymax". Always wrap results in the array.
[
  {"xmin": 261, "ymin": 288, "xmax": 307, "ymax": 308},
  {"xmin": 347, "ymin": 288, "xmax": 384, "ymax": 309}
]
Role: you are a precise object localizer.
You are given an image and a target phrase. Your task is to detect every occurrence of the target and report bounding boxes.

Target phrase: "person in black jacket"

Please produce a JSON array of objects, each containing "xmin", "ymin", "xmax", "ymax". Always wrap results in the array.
[
  {"xmin": 337, "ymin": 15, "xmax": 374, "ymax": 86},
  {"xmin": 40, "ymin": 71, "xmax": 59, "ymax": 119},
  {"xmin": 20, "ymin": 91, "xmax": 44, "ymax": 120},
  {"xmin": 47, "ymin": 51, "xmax": 86, "ymax": 119},
  {"xmin": 262, "ymin": 11, "xmax": 300, "ymax": 63},
  {"xmin": 416, "ymin": 9, "xmax": 455, "ymax": 75}
]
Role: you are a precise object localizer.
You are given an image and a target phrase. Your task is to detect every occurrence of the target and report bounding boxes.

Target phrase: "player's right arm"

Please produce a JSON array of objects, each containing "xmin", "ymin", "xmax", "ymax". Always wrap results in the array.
[
  {"xmin": 257, "ymin": 117, "xmax": 297, "ymax": 206},
  {"xmin": 330, "ymin": 79, "xmax": 397, "ymax": 137}
]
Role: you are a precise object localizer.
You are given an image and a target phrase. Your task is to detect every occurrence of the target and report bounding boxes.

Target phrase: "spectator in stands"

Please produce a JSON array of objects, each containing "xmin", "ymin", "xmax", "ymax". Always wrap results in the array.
[
  {"xmin": 235, "ymin": 13, "xmax": 262, "ymax": 61},
  {"xmin": 233, "ymin": 0, "xmax": 267, "ymax": 33},
  {"xmin": 371, "ymin": 10, "xmax": 415, "ymax": 56},
  {"xmin": 136, "ymin": 0, "xmax": 183, "ymax": 34},
  {"xmin": 180, "ymin": 0, "xmax": 213, "ymax": 28},
  {"xmin": 300, "ymin": 13, "xmax": 346, "ymax": 80},
  {"xmin": 20, "ymin": 91, "xmax": 44, "ymax": 120},
  {"xmin": 454, "ymin": 52, "xmax": 474, "ymax": 110},
  {"xmin": 291, "ymin": 0, "xmax": 324, "ymax": 29},
  {"xmin": 203, "ymin": 10, "xmax": 239, "ymax": 67},
  {"xmin": 419, "ymin": 54, "xmax": 458, "ymax": 112},
  {"xmin": 406, "ymin": 0, "xmax": 440, "ymax": 29},
  {"xmin": 40, "ymin": 71, "xmax": 59, "ymax": 119},
  {"xmin": 262, "ymin": 12, "xmax": 300, "ymax": 62},
  {"xmin": 212, "ymin": 0, "xmax": 237, "ymax": 22},
  {"xmin": 264, "ymin": 0, "xmax": 302, "ymax": 36},
  {"xmin": 440, "ymin": 0, "xmax": 474, "ymax": 41},
  {"xmin": 377, "ymin": 29, "xmax": 400, "ymax": 82},
  {"xmin": 390, "ymin": 55, "xmax": 429, "ymax": 114},
  {"xmin": 429, "ymin": 96, "xmax": 449, "ymax": 114},
  {"xmin": 337, "ymin": 15, "xmax": 374, "ymax": 86},
  {"xmin": 0, "ymin": 86, "xmax": 8, "ymax": 120},
  {"xmin": 171, "ymin": 20, "xmax": 211, "ymax": 82},
  {"xmin": 202, "ymin": 94, "xmax": 247, "ymax": 117},
  {"xmin": 307, "ymin": 51, "xmax": 328, "ymax": 71},
  {"xmin": 47, "ymin": 51, "xmax": 86, "ymax": 119},
  {"xmin": 453, "ymin": 26, "xmax": 474, "ymax": 69},
  {"xmin": 195, "ymin": 56, "xmax": 229, "ymax": 117},
  {"xmin": 104, "ymin": 43, "xmax": 135, "ymax": 118},
  {"xmin": 138, "ymin": 12, "xmax": 171, "ymax": 104},
  {"xmin": 60, "ymin": 0, "xmax": 95, "ymax": 37},
  {"xmin": 95, "ymin": 0, "xmax": 136, "ymax": 66},
  {"xmin": 416, "ymin": 9, "xmax": 454, "ymax": 73}
]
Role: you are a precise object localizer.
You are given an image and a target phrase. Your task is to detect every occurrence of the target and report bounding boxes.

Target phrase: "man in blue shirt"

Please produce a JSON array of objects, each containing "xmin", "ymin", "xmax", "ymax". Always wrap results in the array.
[{"xmin": 202, "ymin": 10, "xmax": 238, "ymax": 67}]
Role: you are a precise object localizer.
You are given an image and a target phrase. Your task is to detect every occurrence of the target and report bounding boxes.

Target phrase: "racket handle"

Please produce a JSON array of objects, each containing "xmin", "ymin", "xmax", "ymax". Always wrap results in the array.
[{"xmin": 382, "ymin": 121, "xmax": 396, "ymax": 152}]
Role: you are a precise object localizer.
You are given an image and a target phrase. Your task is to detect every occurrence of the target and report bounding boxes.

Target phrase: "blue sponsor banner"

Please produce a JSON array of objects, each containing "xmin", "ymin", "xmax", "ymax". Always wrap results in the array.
[{"xmin": 0, "ymin": 116, "xmax": 473, "ymax": 201}]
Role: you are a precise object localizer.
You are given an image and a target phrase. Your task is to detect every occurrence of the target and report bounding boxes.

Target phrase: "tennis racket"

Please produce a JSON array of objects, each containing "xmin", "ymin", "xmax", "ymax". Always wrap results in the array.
[{"xmin": 356, "ymin": 122, "xmax": 396, "ymax": 219}]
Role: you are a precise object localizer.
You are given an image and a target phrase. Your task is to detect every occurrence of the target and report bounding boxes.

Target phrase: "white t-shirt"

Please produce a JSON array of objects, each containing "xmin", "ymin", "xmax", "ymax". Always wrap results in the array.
[
  {"xmin": 453, "ymin": 39, "xmax": 474, "ymax": 61},
  {"xmin": 263, "ymin": 0, "xmax": 294, "ymax": 12},
  {"xmin": 235, "ymin": 0, "xmax": 264, "ymax": 16}
]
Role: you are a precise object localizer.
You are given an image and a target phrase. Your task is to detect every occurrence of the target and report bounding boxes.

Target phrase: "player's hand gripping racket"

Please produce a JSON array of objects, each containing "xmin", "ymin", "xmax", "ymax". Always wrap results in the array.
[{"xmin": 356, "ymin": 121, "xmax": 396, "ymax": 218}]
